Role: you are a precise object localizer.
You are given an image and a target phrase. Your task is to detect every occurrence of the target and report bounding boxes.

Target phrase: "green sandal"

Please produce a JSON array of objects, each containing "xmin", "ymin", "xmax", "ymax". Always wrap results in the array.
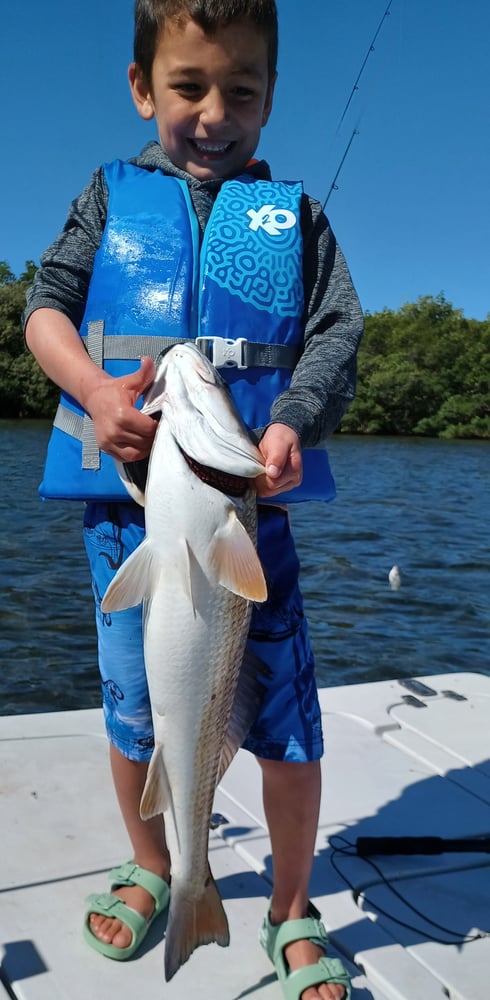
[
  {"xmin": 260, "ymin": 909, "xmax": 351, "ymax": 1000},
  {"xmin": 83, "ymin": 860, "xmax": 170, "ymax": 961}
]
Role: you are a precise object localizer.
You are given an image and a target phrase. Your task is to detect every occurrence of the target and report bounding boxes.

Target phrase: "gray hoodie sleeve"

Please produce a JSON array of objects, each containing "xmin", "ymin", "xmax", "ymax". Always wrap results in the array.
[
  {"xmin": 269, "ymin": 195, "xmax": 364, "ymax": 447},
  {"xmin": 23, "ymin": 167, "xmax": 108, "ymax": 331}
]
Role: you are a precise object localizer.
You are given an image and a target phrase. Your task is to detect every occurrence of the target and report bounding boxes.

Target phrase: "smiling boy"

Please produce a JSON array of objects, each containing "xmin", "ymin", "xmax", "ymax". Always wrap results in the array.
[
  {"xmin": 25, "ymin": 2, "xmax": 362, "ymax": 998},
  {"xmin": 131, "ymin": 13, "xmax": 276, "ymax": 177}
]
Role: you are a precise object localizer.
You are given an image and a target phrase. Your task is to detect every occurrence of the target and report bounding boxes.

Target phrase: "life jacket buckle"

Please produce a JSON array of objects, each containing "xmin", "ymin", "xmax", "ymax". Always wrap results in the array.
[{"xmin": 196, "ymin": 336, "xmax": 247, "ymax": 369}]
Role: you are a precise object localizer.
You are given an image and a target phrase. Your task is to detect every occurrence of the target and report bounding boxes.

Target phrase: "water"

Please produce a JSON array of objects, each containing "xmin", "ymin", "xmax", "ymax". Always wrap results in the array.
[{"xmin": 1, "ymin": 421, "xmax": 488, "ymax": 715}]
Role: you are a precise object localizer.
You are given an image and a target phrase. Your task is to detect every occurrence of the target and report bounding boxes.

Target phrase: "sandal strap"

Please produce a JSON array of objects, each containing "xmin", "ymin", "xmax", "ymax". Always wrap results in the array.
[
  {"xmin": 85, "ymin": 891, "xmax": 146, "ymax": 940},
  {"xmin": 108, "ymin": 861, "xmax": 170, "ymax": 915},
  {"xmin": 260, "ymin": 911, "xmax": 351, "ymax": 1000},
  {"xmin": 283, "ymin": 956, "xmax": 351, "ymax": 1000},
  {"xmin": 265, "ymin": 915, "xmax": 328, "ymax": 966}
]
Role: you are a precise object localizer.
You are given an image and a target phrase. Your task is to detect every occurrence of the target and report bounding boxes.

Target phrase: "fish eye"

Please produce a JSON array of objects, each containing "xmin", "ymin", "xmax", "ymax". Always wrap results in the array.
[{"xmin": 154, "ymin": 345, "xmax": 175, "ymax": 365}]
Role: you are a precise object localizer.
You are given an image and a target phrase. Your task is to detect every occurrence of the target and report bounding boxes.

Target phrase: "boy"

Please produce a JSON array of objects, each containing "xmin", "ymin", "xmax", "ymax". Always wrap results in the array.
[{"xmin": 25, "ymin": 2, "xmax": 362, "ymax": 998}]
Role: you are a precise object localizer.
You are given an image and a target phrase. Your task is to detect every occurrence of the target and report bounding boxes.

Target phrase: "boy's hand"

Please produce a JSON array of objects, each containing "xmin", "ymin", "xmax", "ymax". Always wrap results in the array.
[
  {"xmin": 256, "ymin": 423, "xmax": 302, "ymax": 498},
  {"xmin": 84, "ymin": 357, "xmax": 158, "ymax": 463}
]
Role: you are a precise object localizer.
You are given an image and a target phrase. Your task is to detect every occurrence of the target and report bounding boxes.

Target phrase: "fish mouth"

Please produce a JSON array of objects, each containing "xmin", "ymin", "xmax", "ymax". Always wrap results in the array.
[{"xmin": 181, "ymin": 448, "xmax": 249, "ymax": 497}]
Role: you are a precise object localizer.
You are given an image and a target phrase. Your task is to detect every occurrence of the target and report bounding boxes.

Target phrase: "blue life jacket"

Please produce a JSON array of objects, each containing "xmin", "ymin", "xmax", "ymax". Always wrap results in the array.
[{"xmin": 39, "ymin": 160, "xmax": 335, "ymax": 504}]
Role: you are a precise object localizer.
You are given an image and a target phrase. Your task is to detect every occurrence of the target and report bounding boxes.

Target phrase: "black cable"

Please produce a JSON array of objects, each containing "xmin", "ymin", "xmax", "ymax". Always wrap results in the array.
[
  {"xmin": 357, "ymin": 836, "xmax": 490, "ymax": 856},
  {"xmin": 328, "ymin": 834, "xmax": 488, "ymax": 945}
]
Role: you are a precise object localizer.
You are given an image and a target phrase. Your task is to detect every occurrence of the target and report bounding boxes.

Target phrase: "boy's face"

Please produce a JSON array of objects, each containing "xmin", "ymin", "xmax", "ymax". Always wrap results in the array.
[{"xmin": 129, "ymin": 17, "xmax": 276, "ymax": 180}]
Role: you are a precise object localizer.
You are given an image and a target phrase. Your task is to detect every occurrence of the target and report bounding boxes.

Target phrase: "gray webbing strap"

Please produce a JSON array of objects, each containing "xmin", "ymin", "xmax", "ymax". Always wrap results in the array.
[
  {"xmin": 87, "ymin": 332, "xmax": 182, "ymax": 360},
  {"xmin": 84, "ymin": 323, "xmax": 299, "ymax": 368},
  {"xmin": 56, "ymin": 323, "xmax": 298, "ymax": 467},
  {"xmin": 53, "ymin": 404, "xmax": 84, "ymax": 439},
  {"xmin": 196, "ymin": 337, "xmax": 298, "ymax": 370},
  {"xmin": 81, "ymin": 418, "xmax": 100, "ymax": 470},
  {"xmin": 243, "ymin": 340, "xmax": 297, "ymax": 368},
  {"xmin": 86, "ymin": 319, "xmax": 105, "ymax": 366},
  {"xmin": 53, "ymin": 404, "xmax": 100, "ymax": 471},
  {"xmin": 82, "ymin": 322, "xmax": 103, "ymax": 468},
  {"xmin": 78, "ymin": 323, "xmax": 182, "ymax": 470}
]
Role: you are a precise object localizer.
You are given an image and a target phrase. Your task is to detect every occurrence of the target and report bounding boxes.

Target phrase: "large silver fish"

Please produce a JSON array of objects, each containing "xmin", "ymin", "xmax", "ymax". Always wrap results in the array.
[{"xmin": 101, "ymin": 343, "xmax": 267, "ymax": 980}]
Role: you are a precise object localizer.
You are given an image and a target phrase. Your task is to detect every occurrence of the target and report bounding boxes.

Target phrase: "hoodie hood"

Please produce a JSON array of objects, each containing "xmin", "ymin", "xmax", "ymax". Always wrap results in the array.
[{"xmin": 131, "ymin": 141, "xmax": 272, "ymax": 191}]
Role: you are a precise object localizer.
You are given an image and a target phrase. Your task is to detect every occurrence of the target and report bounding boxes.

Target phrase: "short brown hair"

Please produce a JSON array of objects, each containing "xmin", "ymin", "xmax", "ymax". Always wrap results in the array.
[{"xmin": 133, "ymin": 0, "xmax": 278, "ymax": 83}]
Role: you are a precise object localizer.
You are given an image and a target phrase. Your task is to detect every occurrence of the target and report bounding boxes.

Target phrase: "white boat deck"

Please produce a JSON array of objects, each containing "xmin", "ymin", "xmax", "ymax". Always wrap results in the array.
[{"xmin": 1, "ymin": 671, "xmax": 490, "ymax": 1000}]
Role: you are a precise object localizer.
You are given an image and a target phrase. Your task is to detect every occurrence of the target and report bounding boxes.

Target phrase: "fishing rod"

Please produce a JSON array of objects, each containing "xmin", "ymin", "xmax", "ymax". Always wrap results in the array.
[
  {"xmin": 336, "ymin": 0, "xmax": 394, "ymax": 134},
  {"xmin": 323, "ymin": 127, "xmax": 359, "ymax": 209},
  {"xmin": 323, "ymin": 0, "xmax": 394, "ymax": 208}
]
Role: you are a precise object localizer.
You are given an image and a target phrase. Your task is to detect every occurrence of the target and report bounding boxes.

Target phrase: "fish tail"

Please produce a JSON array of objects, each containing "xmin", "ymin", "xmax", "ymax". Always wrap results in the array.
[{"xmin": 164, "ymin": 870, "xmax": 229, "ymax": 981}]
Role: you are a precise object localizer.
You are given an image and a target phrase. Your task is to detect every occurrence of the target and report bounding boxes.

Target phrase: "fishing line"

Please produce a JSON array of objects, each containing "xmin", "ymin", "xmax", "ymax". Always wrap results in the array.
[
  {"xmin": 328, "ymin": 834, "xmax": 489, "ymax": 945},
  {"xmin": 322, "ymin": 0, "xmax": 395, "ymax": 208}
]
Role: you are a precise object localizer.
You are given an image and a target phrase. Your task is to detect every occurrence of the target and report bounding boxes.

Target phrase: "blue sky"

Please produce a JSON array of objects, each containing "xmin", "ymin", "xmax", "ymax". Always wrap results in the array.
[{"xmin": 2, "ymin": 0, "xmax": 489, "ymax": 319}]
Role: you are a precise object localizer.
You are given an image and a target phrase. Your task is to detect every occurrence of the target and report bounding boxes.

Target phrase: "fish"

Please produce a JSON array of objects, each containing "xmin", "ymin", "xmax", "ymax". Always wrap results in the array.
[{"xmin": 101, "ymin": 342, "xmax": 267, "ymax": 981}]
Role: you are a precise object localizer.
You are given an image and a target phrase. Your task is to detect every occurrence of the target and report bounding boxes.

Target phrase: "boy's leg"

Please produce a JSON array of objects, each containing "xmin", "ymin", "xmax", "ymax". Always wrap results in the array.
[
  {"xmin": 88, "ymin": 747, "xmax": 170, "ymax": 949},
  {"xmin": 83, "ymin": 503, "xmax": 170, "ymax": 949},
  {"xmin": 258, "ymin": 757, "xmax": 347, "ymax": 1000},
  {"xmin": 244, "ymin": 511, "xmax": 346, "ymax": 998},
  {"xmin": 258, "ymin": 758, "xmax": 321, "ymax": 921}
]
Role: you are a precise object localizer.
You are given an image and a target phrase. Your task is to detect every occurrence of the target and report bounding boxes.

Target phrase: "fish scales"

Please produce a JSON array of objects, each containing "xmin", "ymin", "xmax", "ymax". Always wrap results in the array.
[
  {"xmin": 101, "ymin": 343, "xmax": 267, "ymax": 981},
  {"xmin": 140, "ymin": 426, "xmax": 257, "ymax": 977}
]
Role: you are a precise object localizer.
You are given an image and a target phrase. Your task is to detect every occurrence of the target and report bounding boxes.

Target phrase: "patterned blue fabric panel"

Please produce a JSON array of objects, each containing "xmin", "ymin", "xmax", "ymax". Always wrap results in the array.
[{"xmin": 201, "ymin": 177, "xmax": 304, "ymax": 323}]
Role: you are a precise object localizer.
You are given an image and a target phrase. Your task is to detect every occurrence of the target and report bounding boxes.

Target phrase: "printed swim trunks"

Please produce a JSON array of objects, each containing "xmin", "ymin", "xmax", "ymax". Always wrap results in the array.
[{"xmin": 83, "ymin": 501, "xmax": 323, "ymax": 763}]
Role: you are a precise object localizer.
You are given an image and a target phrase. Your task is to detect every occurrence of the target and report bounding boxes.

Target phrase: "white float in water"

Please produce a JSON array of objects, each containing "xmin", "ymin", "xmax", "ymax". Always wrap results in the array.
[{"xmin": 388, "ymin": 565, "xmax": 402, "ymax": 590}]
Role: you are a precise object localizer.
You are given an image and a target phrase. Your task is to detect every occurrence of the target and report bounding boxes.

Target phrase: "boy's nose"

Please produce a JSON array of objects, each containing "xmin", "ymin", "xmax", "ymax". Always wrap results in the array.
[{"xmin": 199, "ymin": 89, "xmax": 228, "ymax": 126}]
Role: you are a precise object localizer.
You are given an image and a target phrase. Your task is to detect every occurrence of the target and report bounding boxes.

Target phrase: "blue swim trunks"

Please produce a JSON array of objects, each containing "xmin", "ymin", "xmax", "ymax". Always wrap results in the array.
[{"xmin": 83, "ymin": 502, "xmax": 323, "ymax": 764}]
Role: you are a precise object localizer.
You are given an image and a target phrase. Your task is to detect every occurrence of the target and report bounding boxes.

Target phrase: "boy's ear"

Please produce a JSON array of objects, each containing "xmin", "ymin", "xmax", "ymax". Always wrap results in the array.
[
  {"xmin": 261, "ymin": 72, "xmax": 277, "ymax": 127},
  {"xmin": 128, "ymin": 62, "xmax": 155, "ymax": 121}
]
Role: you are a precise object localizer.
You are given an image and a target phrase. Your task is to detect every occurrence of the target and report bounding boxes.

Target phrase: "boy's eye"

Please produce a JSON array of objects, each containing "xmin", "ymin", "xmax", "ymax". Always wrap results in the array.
[
  {"xmin": 232, "ymin": 86, "xmax": 255, "ymax": 100},
  {"xmin": 173, "ymin": 82, "xmax": 201, "ymax": 96},
  {"xmin": 171, "ymin": 81, "xmax": 257, "ymax": 101}
]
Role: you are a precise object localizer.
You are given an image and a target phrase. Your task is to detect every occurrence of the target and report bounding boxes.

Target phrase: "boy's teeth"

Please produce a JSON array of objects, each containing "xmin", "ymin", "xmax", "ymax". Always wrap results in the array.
[{"xmin": 194, "ymin": 141, "xmax": 229, "ymax": 152}]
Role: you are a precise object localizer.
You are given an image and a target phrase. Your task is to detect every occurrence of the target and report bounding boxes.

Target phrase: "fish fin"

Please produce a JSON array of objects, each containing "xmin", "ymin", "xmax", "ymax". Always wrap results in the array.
[
  {"xmin": 181, "ymin": 539, "xmax": 197, "ymax": 618},
  {"xmin": 100, "ymin": 538, "xmax": 154, "ymax": 612},
  {"xmin": 164, "ymin": 868, "xmax": 229, "ymax": 982},
  {"xmin": 211, "ymin": 510, "xmax": 267, "ymax": 602},
  {"xmin": 115, "ymin": 458, "xmax": 146, "ymax": 506},
  {"xmin": 140, "ymin": 743, "xmax": 173, "ymax": 821},
  {"xmin": 141, "ymin": 392, "xmax": 166, "ymax": 416},
  {"xmin": 217, "ymin": 647, "xmax": 271, "ymax": 783}
]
